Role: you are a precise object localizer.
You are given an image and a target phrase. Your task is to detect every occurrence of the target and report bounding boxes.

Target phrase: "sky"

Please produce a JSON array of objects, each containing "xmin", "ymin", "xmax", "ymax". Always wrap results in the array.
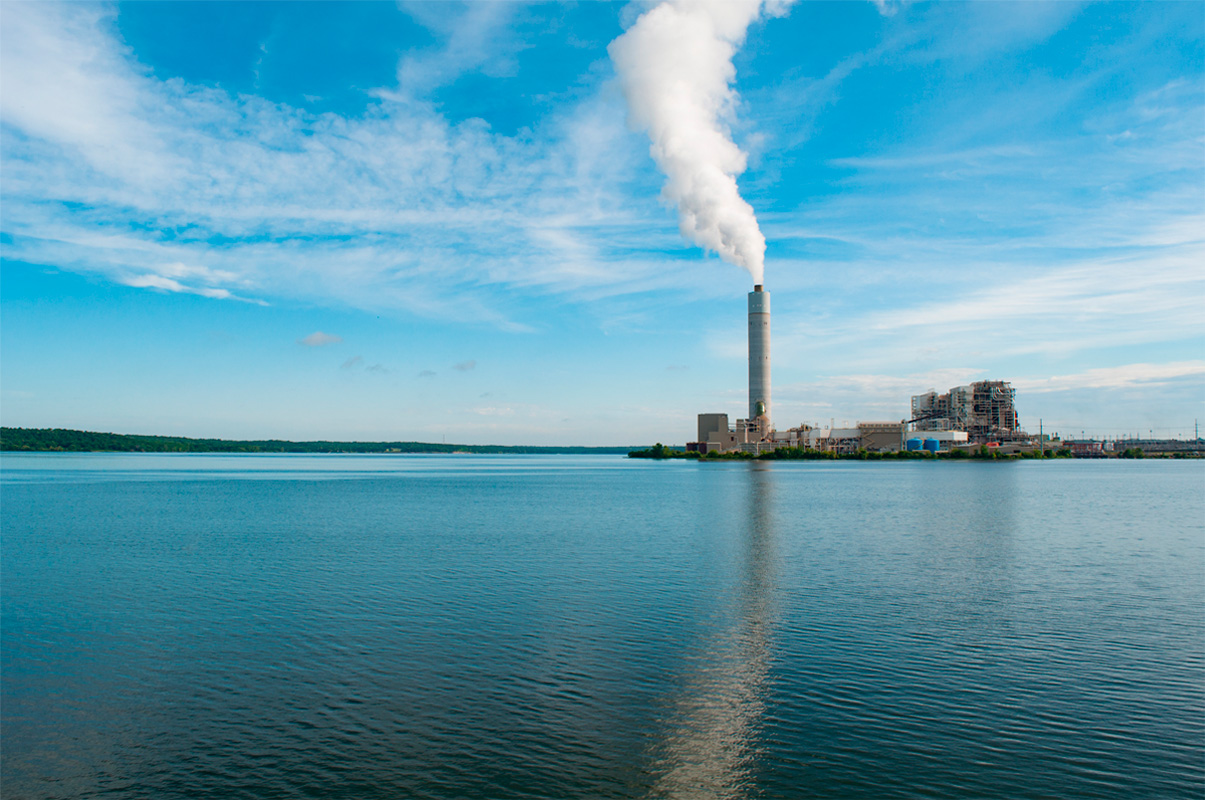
[{"xmin": 1, "ymin": 0, "xmax": 1202, "ymax": 446}]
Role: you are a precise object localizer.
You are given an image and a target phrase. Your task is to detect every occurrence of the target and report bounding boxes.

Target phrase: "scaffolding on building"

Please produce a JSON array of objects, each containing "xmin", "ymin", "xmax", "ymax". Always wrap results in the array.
[
  {"xmin": 969, "ymin": 381, "xmax": 1019, "ymax": 443},
  {"xmin": 911, "ymin": 380, "xmax": 1022, "ymax": 443}
]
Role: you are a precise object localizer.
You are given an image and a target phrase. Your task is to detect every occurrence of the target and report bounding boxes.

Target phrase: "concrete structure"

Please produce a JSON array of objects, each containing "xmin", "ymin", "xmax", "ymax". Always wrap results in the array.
[
  {"xmin": 690, "ymin": 414, "xmax": 759, "ymax": 454},
  {"xmin": 858, "ymin": 422, "xmax": 907, "ymax": 453},
  {"xmin": 691, "ymin": 416, "xmax": 968, "ymax": 456},
  {"xmin": 760, "ymin": 421, "xmax": 910, "ymax": 454},
  {"xmin": 748, "ymin": 285, "xmax": 771, "ymax": 426},
  {"xmin": 797, "ymin": 427, "xmax": 860, "ymax": 454},
  {"xmin": 688, "ymin": 284, "xmax": 949, "ymax": 457},
  {"xmin": 694, "ymin": 413, "xmax": 740, "ymax": 453},
  {"xmin": 686, "ymin": 284, "xmax": 776, "ymax": 455},
  {"xmin": 697, "ymin": 414, "xmax": 728, "ymax": 445}
]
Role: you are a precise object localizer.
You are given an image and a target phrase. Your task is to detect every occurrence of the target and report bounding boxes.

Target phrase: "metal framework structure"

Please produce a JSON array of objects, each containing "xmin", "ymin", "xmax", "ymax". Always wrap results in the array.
[{"xmin": 912, "ymin": 381, "xmax": 1020, "ymax": 443}]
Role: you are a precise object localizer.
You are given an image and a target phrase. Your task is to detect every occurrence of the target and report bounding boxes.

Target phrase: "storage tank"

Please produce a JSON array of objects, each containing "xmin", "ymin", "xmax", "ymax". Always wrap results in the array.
[
  {"xmin": 906, "ymin": 438, "xmax": 923, "ymax": 451},
  {"xmin": 923, "ymin": 438, "xmax": 940, "ymax": 453}
]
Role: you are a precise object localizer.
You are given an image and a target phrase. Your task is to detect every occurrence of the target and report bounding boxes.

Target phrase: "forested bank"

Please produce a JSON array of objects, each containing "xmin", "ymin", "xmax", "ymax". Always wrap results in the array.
[{"xmin": 0, "ymin": 428, "xmax": 635, "ymax": 455}]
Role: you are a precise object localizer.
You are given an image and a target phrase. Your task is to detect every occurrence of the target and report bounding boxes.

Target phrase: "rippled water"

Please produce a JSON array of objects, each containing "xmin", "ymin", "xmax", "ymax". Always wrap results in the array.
[{"xmin": 2, "ymin": 454, "xmax": 1202, "ymax": 799}]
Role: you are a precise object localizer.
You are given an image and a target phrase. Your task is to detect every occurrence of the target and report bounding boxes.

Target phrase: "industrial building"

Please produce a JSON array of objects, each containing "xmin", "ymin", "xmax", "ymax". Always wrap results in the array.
[
  {"xmin": 687, "ymin": 282, "xmax": 912, "ymax": 455},
  {"xmin": 685, "ymin": 281, "xmax": 1026, "ymax": 455},
  {"xmin": 688, "ymin": 285, "xmax": 774, "ymax": 454},
  {"xmin": 911, "ymin": 381, "xmax": 1022, "ymax": 443},
  {"xmin": 691, "ymin": 417, "xmax": 955, "ymax": 455},
  {"xmin": 773, "ymin": 422, "xmax": 912, "ymax": 454}
]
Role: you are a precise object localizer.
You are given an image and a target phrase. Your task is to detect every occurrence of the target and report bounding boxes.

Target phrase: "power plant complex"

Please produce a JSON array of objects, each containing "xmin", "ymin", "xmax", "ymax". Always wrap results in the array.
[{"xmin": 688, "ymin": 283, "xmax": 1029, "ymax": 456}]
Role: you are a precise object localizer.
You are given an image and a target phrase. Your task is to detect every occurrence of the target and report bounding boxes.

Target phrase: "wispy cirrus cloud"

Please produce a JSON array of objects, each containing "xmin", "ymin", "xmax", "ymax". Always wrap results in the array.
[
  {"xmin": 395, "ymin": 1, "xmax": 525, "ymax": 96},
  {"xmin": 0, "ymin": 2, "xmax": 679, "ymax": 329},
  {"xmin": 122, "ymin": 274, "xmax": 234, "ymax": 301},
  {"xmin": 772, "ymin": 367, "xmax": 986, "ymax": 423},
  {"xmin": 1014, "ymin": 361, "xmax": 1205, "ymax": 393},
  {"xmin": 472, "ymin": 406, "xmax": 514, "ymax": 417}
]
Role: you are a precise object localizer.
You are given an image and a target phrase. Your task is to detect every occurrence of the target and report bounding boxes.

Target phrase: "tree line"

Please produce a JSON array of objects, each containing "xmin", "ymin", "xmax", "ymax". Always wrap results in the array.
[{"xmin": 0, "ymin": 428, "xmax": 635, "ymax": 455}]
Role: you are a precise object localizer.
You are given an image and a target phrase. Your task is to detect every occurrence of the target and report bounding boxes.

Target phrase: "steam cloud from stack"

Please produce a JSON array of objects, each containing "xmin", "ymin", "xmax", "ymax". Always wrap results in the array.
[{"xmin": 609, "ymin": 0, "xmax": 787, "ymax": 285}]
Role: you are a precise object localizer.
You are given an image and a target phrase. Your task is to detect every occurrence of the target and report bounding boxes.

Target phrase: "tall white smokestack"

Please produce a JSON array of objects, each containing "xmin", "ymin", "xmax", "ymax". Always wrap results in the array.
[{"xmin": 749, "ymin": 284, "xmax": 770, "ymax": 424}]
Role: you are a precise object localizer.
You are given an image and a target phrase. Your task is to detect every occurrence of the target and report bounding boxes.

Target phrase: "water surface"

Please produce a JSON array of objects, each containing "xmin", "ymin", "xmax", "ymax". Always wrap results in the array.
[{"xmin": 3, "ymin": 454, "xmax": 1202, "ymax": 798}]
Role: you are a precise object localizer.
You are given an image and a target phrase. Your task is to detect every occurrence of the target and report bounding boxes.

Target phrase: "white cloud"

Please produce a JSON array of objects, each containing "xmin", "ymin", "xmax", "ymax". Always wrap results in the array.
[
  {"xmin": 772, "ymin": 367, "xmax": 986, "ymax": 424},
  {"xmin": 0, "ymin": 3, "xmax": 678, "ymax": 328},
  {"xmin": 121, "ymin": 273, "xmax": 232, "ymax": 300},
  {"xmin": 871, "ymin": 0, "xmax": 900, "ymax": 18},
  {"xmin": 0, "ymin": 4, "xmax": 176, "ymax": 185},
  {"xmin": 1014, "ymin": 361, "xmax": 1205, "ymax": 393},
  {"xmin": 453, "ymin": 360, "xmax": 477, "ymax": 372},
  {"xmin": 472, "ymin": 406, "xmax": 514, "ymax": 417},
  {"xmin": 395, "ymin": 2, "xmax": 524, "ymax": 95},
  {"xmin": 298, "ymin": 332, "xmax": 342, "ymax": 347},
  {"xmin": 865, "ymin": 251, "xmax": 1202, "ymax": 338},
  {"xmin": 753, "ymin": 236, "xmax": 1205, "ymax": 378},
  {"xmin": 156, "ymin": 261, "xmax": 239, "ymax": 283}
]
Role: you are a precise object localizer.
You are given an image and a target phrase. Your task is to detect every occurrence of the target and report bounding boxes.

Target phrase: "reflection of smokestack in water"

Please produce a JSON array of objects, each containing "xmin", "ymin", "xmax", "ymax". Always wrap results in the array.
[
  {"xmin": 749, "ymin": 284, "xmax": 770, "ymax": 425},
  {"xmin": 647, "ymin": 464, "xmax": 777, "ymax": 796}
]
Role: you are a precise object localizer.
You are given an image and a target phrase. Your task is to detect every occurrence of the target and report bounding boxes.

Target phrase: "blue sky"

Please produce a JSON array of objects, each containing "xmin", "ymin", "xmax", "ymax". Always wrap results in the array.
[{"xmin": 1, "ymin": 0, "xmax": 1202, "ymax": 445}]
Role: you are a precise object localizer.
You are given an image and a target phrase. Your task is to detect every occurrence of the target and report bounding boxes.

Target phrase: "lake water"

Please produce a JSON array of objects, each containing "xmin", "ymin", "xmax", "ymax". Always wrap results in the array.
[{"xmin": 2, "ymin": 454, "xmax": 1202, "ymax": 799}]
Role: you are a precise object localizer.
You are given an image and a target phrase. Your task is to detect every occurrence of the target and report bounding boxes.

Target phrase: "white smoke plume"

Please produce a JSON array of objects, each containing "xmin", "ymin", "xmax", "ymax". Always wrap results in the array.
[{"xmin": 609, "ymin": 0, "xmax": 787, "ymax": 285}]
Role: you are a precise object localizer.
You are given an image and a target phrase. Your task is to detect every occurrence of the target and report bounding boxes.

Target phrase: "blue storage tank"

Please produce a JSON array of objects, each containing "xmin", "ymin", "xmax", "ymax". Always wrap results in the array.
[
  {"xmin": 905, "ymin": 438, "xmax": 923, "ymax": 451},
  {"xmin": 923, "ymin": 438, "xmax": 940, "ymax": 453}
]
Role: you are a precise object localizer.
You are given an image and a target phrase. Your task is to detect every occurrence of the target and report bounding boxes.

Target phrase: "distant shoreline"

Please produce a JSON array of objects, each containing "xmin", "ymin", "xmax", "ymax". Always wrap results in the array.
[
  {"xmin": 0, "ymin": 428, "xmax": 639, "ymax": 455},
  {"xmin": 628, "ymin": 444, "xmax": 1070, "ymax": 462},
  {"xmin": 628, "ymin": 444, "xmax": 1202, "ymax": 461},
  {"xmin": 4, "ymin": 428, "xmax": 1199, "ymax": 459}
]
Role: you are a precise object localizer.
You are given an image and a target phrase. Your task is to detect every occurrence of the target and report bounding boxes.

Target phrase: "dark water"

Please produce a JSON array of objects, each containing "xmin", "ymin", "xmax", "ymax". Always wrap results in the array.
[{"xmin": 2, "ymin": 454, "xmax": 1202, "ymax": 799}]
